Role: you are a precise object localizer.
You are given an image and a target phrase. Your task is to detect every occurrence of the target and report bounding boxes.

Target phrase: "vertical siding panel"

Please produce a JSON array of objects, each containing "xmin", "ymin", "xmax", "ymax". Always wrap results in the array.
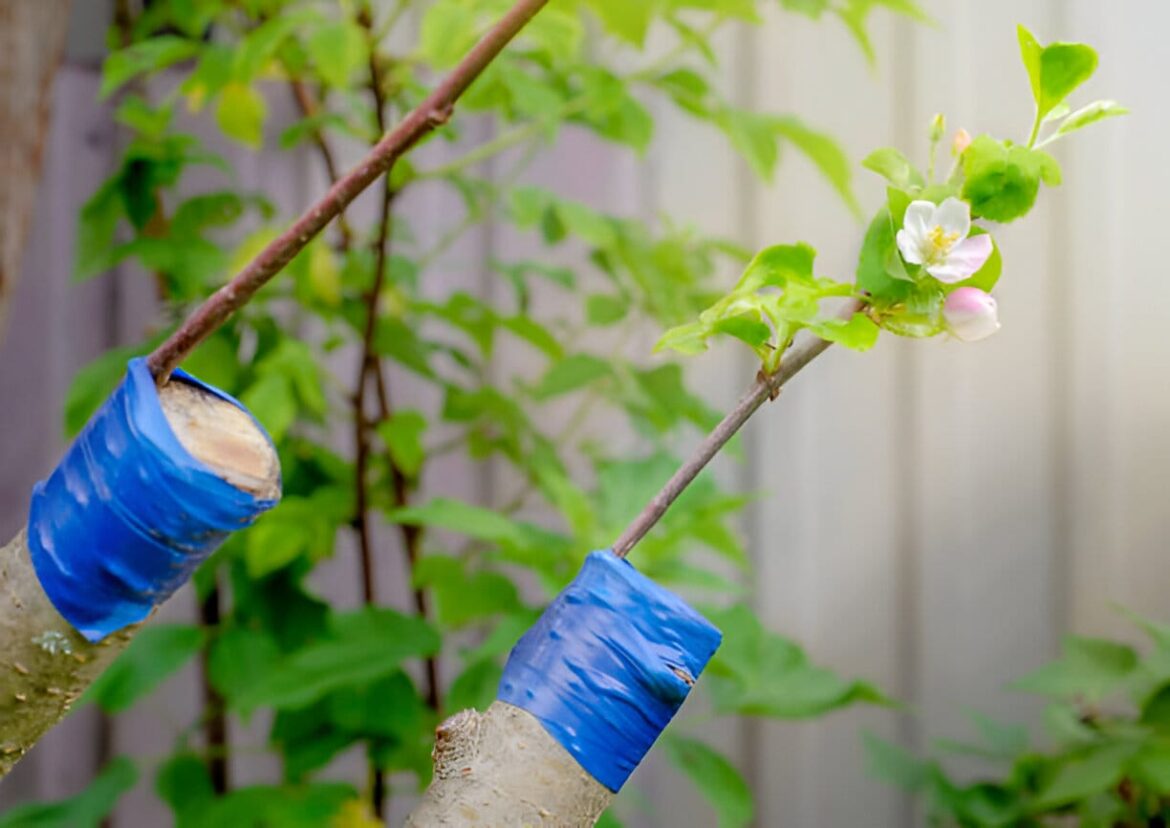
[
  {"xmin": 1063, "ymin": 3, "xmax": 1170, "ymax": 640},
  {"xmin": 909, "ymin": 0, "xmax": 1059, "ymax": 766},
  {"xmin": 748, "ymin": 9, "xmax": 905, "ymax": 826}
]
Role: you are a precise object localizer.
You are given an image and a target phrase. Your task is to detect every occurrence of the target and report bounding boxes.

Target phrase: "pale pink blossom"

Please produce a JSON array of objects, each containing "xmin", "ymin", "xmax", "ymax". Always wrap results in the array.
[
  {"xmin": 896, "ymin": 197, "xmax": 993, "ymax": 283},
  {"xmin": 943, "ymin": 287, "xmax": 1000, "ymax": 342}
]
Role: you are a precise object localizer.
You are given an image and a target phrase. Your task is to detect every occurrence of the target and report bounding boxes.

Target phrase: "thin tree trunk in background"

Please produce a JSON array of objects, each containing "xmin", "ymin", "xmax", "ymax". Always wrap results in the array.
[{"xmin": 0, "ymin": 0, "xmax": 72, "ymax": 341}]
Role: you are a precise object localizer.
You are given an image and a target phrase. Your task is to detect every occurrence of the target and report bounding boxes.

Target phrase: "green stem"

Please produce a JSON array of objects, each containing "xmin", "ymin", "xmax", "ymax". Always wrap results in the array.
[{"xmin": 1027, "ymin": 106, "xmax": 1042, "ymax": 148}]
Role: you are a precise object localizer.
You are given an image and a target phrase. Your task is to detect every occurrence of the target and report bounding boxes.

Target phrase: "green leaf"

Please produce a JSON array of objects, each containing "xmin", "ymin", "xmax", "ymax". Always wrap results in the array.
[
  {"xmin": 388, "ymin": 497, "xmax": 570, "ymax": 552},
  {"xmin": 208, "ymin": 627, "xmax": 281, "ymax": 703},
  {"xmin": 0, "ymin": 757, "xmax": 137, "ymax": 828},
  {"xmin": 738, "ymin": 243, "xmax": 816, "ymax": 290},
  {"xmin": 705, "ymin": 604, "xmax": 889, "ymax": 717},
  {"xmin": 961, "ymin": 136, "xmax": 1060, "ymax": 223},
  {"xmin": 530, "ymin": 354, "xmax": 612, "ymax": 400},
  {"xmin": 1129, "ymin": 744, "xmax": 1170, "ymax": 791},
  {"xmin": 1052, "ymin": 100, "xmax": 1128, "ymax": 139},
  {"xmin": 861, "ymin": 147, "xmax": 926, "ymax": 190},
  {"xmin": 1013, "ymin": 635, "xmax": 1139, "ymax": 701},
  {"xmin": 585, "ymin": 0, "xmax": 656, "ymax": 46},
  {"xmin": 63, "ymin": 345, "xmax": 140, "ymax": 438},
  {"xmin": 660, "ymin": 735, "xmax": 754, "ymax": 828},
  {"xmin": 101, "ymin": 36, "xmax": 200, "ymax": 98},
  {"xmin": 243, "ymin": 489, "xmax": 347, "ymax": 578},
  {"xmin": 84, "ymin": 624, "xmax": 204, "ymax": 713},
  {"xmin": 307, "ymin": 21, "xmax": 368, "ymax": 88},
  {"xmin": 447, "ymin": 658, "xmax": 504, "ymax": 712},
  {"xmin": 186, "ymin": 783, "xmax": 354, "ymax": 828},
  {"xmin": 419, "ymin": 0, "xmax": 481, "ymax": 67},
  {"xmin": 231, "ymin": 608, "xmax": 440, "ymax": 715},
  {"xmin": 374, "ymin": 318, "xmax": 436, "ymax": 378},
  {"xmin": 717, "ymin": 108, "xmax": 780, "ymax": 180},
  {"xmin": 1017, "ymin": 25, "xmax": 1043, "ymax": 106},
  {"xmin": 808, "ymin": 312, "xmax": 880, "ymax": 351},
  {"xmin": 74, "ymin": 178, "xmax": 125, "ymax": 281},
  {"xmin": 157, "ymin": 753, "xmax": 215, "ymax": 827},
  {"xmin": 414, "ymin": 555, "xmax": 522, "ymax": 628},
  {"xmin": 862, "ymin": 732, "xmax": 934, "ymax": 791},
  {"xmin": 376, "ymin": 410, "xmax": 428, "ymax": 478},
  {"xmin": 1018, "ymin": 26, "xmax": 1099, "ymax": 120},
  {"xmin": 240, "ymin": 372, "xmax": 296, "ymax": 442},
  {"xmin": 215, "ymin": 83, "xmax": 267, "ymax": 149},
  {"xmin": 1034, "ymin": 744, "xmax": 1138, "ymax": 809},
  {"xmin": 774, "ymin": 116, "xmax": 861, "ymax": 216}
]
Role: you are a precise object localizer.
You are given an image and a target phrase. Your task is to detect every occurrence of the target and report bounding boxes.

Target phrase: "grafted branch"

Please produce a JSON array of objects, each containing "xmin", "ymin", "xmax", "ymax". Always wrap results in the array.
[{"xmin": 146, "ymin": 0, "xmax": 551, "ymax": 382}]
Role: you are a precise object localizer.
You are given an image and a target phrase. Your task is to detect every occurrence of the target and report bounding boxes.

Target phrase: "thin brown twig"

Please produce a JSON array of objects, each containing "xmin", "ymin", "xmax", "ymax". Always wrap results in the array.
[
  {"xmin": 146, "ymin": 0, "xmax": 552, "ymax": 382},
  {"xmin": 612, "ymin": 300, "xmax": 865, "ymax": 559},
  {"xmin": 287, "ymin": 78, "xmax": 353, "ymax": 249}
]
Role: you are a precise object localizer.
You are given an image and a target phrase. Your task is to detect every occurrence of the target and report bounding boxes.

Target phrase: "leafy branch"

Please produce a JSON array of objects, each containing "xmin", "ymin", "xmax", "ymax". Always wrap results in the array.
[{"xmin": 144, "ymin": 0, "xmax": 552, "ymax": 382}]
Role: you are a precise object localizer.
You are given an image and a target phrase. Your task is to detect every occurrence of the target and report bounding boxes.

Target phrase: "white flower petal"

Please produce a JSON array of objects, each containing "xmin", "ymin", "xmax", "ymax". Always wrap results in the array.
[
  {"xmin": 902, "ymin": 200, "xmax": 936, "ymax": 241},
  {"xmin": 895, "ymin": 229, "xmax": 925, "ymax": 265},
  {"xmin": 934, "ymin": 197, "xmax": 971, "ymax": 240}
]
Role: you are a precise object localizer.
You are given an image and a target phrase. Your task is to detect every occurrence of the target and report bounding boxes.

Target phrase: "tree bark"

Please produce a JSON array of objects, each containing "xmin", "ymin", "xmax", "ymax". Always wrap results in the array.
[
  {"xmin": 0, "ymin": 0, "xmax": 72, "ymax": 340},
  {"xmin": 0, "ymin": 377, "xmax": 280, "ymax": 776},
  {"xmin": 406, "ymin": 702, "xmax": 613, "ymax": 827}
]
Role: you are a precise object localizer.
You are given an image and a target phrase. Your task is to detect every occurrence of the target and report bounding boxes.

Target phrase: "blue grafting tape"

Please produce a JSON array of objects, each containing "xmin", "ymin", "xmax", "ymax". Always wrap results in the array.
[
  {"xmin": 497, "ymin": 549, "xmax": 722, "ymax": 792},
  {"xmin": 27, "ymin": 358, "xmax": 278, "ymax": 642}
]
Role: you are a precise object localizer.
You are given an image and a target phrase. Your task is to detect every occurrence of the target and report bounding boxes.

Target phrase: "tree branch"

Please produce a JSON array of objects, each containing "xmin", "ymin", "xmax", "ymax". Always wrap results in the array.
[
  {"xmin": 612, "ymin": 300, "xmax": 864, "ymax": 558},
  {"xmin": 145, "ymin": 0, "xmax": 551, "ymax": 383}
]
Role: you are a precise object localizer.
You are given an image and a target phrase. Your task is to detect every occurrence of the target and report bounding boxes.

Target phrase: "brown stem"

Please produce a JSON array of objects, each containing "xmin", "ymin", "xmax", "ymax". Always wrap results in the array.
[
  {"xmin": 612, "ymin": 300, "xmax": 864, "ymax": 559},
  {"xmin": 146, "ymin": 0, "xmax": 550, "ymax": 383},
  {"xmin": 371, "ymin": 365, "xmax": 440, "ymax": 712},
  {"xmin": 198, "ymin": 582, "xmax": 229, "ymax": 793},
  {"xmin": 287, "ymin": 78, "xmax": 353, "ymax": 249}
]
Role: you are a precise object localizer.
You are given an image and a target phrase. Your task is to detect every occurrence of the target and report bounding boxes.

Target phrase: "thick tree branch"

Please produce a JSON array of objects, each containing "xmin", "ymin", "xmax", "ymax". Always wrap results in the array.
[
  {"xmin": 145, "ymin": 0, "xmax": 551, "ymax": 382},
  {"xmin": 0, "ymin": 380, "xmax": 280, "ymax": 777}
]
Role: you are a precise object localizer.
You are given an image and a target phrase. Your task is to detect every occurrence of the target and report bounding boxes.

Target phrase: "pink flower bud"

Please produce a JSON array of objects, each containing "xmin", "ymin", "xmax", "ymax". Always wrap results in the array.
[
  {"xmin": 952, "ymin": 128, "xmax": 972, "ymax": 156},
  {"xmin": 943, "ymin": 287, "xmax": 1000, "ymax": 342}
]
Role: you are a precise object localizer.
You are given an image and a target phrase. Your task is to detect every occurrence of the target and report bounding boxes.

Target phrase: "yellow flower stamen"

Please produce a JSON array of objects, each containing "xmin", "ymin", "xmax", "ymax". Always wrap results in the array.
[{"xmin": 925, "ymin": 225, "xmax": 961, "ymax": 264}]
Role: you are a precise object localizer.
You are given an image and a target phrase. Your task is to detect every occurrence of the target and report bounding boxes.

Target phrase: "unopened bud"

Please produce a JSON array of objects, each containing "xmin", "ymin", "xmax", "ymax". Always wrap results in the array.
[
  {"xmin": 929, "ymin": 113, "xmax": 946, "ymax": 142},
  {"xmin": 943, "ymin": 287, "xmax": 1000, "ymax": 342},
  {"xmin": 952, "ymin": 128, "xmax": 972, "ymax": 156}
]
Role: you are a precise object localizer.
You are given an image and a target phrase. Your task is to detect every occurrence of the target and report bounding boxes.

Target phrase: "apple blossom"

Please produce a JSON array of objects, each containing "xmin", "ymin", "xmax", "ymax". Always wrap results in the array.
[{"xmin": 896, "ymin": 197, "xmax": 993, "ymax": 283}]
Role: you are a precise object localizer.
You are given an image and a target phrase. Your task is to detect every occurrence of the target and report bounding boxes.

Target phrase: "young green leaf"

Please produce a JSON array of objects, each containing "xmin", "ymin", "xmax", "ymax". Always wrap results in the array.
[
  {"xmin": 1051, "ymin": 100, "xmax": 1128, "ymax": 140},
  {"xmin": 660, "ymin": 735, "xmax": 755, "ymax": 828},
  {"xmin": 1013, "ymin": 635, "xmax": 1139, "ymax": 700},
  {"xmin": 862, "ymin": 147, "xmax": 926, "ymax": 190},
  {"xmin": 961, "ymin": 135, "xmax": 1061, "ymax": 223},
  {"xmin": 0, "ymin": 757, "xmax": 137, "ymax": 828},
  {"xmin": 101, "ymin": 37, "xmax": 200, "ymax": 99},
  {"xmin": 84, "ymin": 625, "xmax": 205, "ymax": 714},
  {"xmin": 215, "ymin": 83, "xmax": 267, "ymax": 149},
  {"xmin": 230, "ymin": 608, "xmax": 440, "ymax": 715},
  {"xmin": 307, "ymin": 21, "xmax": 368, "ymax": 88},
  {"xmin": 1018, "ymin": 26, "xmax": 1099, "ymax": 122}
]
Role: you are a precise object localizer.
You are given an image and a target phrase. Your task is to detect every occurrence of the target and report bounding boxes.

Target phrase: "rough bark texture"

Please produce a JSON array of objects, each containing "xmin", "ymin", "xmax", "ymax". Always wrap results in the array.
[
  {"xmin": 0, "ymin": 0, "xmax": 72, "ymax": 339},
  {"xmin": 406, "ymin": 701, "xmax": 613, "ymax": 827},
  {"xmin": 0, "ymin": 378, "xmax": 280, "ymax": 776}
]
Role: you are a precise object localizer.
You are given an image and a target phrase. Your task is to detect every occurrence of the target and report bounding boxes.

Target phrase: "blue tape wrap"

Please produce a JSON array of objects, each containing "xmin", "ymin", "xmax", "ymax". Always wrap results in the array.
[
  {"xmin": 497, "ymin": 549, "xmax": 722, "ymax": 792},
  {"xmin": 27, "ymin": 358, "xmax": 278, "ymax": 642}
]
